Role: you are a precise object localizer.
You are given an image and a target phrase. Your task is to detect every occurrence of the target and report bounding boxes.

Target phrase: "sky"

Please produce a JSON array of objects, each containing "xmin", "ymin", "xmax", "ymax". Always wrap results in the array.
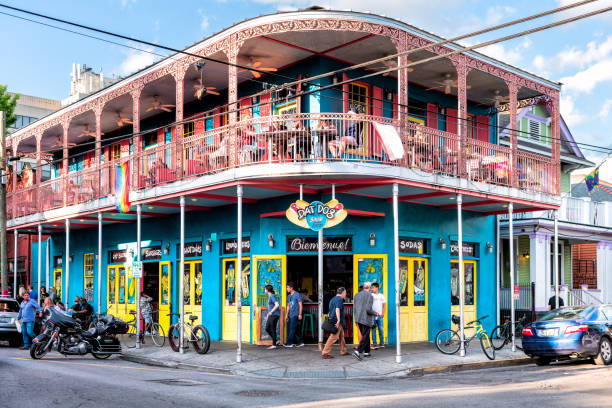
[{"xmin": 1, "ymin": 0, "xmax": 611, "ymax": 177}]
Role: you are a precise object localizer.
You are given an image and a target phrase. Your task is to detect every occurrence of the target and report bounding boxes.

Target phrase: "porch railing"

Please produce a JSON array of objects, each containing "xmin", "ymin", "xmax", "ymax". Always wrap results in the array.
[
  {"xmin": 567, "ymin": 288, "xmax": 603, "ymax": 306},
  {"xmin": 7, "ymin": 112, "xmax": 559, "ymax": 219}
]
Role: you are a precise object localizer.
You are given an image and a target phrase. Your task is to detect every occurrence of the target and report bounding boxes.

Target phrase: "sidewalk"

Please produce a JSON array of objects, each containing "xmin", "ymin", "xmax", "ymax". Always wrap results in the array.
[{"xmin": 121, "ymin": 340, "xmax": 532, "ymax": 379}]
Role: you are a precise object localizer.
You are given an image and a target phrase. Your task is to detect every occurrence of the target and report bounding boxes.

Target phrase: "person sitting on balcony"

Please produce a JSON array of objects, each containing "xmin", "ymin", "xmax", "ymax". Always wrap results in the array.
[
  {"xmin": 239, "ymin": 124, "xmax": 259, "ymax": 164},
  {"xmin": 208, "ymin": 134, "xmax": 229, "ymax": 169},
  {"xmin": 313, "ymin": 119, "xmax": 337, "ymax": 160},
  {"xmin": 329, "ymin": 111, "xmax": 363, "ymax": 158}
]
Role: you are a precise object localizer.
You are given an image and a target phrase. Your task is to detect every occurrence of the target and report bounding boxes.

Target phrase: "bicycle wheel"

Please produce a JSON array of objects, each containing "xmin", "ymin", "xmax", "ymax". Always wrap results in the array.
[
  {"xmin": 435, "ymin": 329, "xmax": 461, "ymax": 355},
  {"xmin": 168, "ymin": 324, "xmax": 180, "ymax": 352},
  {"xmin": 123, "ymin": 324, "xmax": 137, "ymax": 348},
  {"xmin": 150, "ymin": 322, "xmax": 166, "ymax": 347},
  {"xmin": 490, "ymin": 325, "xmax": 508, "ymax": 350},
  {"xmin": 192, "ymin": 325, "xmax": 210, "ymax": 354},
  {"xmin": 480, "ymin": 333, "xmax": 496, "ymax": 360}
]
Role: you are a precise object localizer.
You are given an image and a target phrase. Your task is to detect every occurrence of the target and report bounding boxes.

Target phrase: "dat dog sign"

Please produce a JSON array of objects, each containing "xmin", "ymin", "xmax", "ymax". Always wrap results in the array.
[{"xmin": 286, "ymin": 199, "xmax": 347, "ymax": 231}]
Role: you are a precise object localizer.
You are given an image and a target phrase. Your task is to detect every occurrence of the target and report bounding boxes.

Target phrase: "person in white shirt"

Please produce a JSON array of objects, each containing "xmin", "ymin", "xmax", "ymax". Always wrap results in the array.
[{"xmin": 371, "ymin": 282, "xmax": 386, "ymax": 349}]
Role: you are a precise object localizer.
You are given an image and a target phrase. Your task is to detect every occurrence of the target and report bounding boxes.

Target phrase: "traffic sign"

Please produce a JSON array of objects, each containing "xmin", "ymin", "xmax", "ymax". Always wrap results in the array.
[
  {"xmin": 132, "ymin": 261, "xmax": 143, "ymax": 278},
  {"xmin": 513, "ymin": 285, "xmax": 520, "ymax": 300}
]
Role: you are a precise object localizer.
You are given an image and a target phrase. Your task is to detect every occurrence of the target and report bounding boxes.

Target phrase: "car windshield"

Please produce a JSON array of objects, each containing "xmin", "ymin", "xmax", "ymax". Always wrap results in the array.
[
  {"xmin": 0, "ymin": 299, "xmax": 20, "ymax": 313},
  {"xmin": 539, "ymin": 307, "xmax": 594, "ymax": 321}
]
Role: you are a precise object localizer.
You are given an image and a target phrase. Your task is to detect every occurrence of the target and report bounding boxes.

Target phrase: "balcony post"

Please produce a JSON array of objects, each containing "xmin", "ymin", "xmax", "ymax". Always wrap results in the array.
[
  {"xmin": 35, "ymin": 135, "xmax": 42, "ymax": 213},
  {"xmin": 11, "ymin": 143, "xmax": 17, "ymax": 218},
  {"xmin": 508, "ymin": 202, "xmax": 515, "ymax": 351},
  {"xmin": 396, "ymin": 35, "xmax": 409, "ymax": 131},
  {"xmin": 65, "ymin": 219, "xmax": 70, "ymax": 305},
  {"xmin": 174, "ymin": 66, "xmax": 187, "ymax": 179},
  {"xmin": 551, "ymin": 92, "xmax": 561, "ymax": 195},
  {"xmin": 457, "ymin": 193, "xmax": 465, "ymax": 357},
  {"xmin": 94, "ymin": 104, "xmax": 103, "ymax": 196},
  {"xmin": 454, "ymin": 57, "xmax": 470, "ymax": 179},
  {"xmin": 62, "ymin": 118, "xmax": 69, "ymax": 207},
  {"xmin": 236, "ymin": 184, "xmax": 243, "ymax": 363},
  {"xmin": 228, "ymin": 35, "xmax": 239, "ymax": 167},
  {"xmin": 13, "ymin": 230, "xmax": 17, "ymax": 295},
  {"xmin": 131, "ymin": 88, "xmax": 142, "ymax": 189},
  {"xmin": 37, "ymin": 224, "xmax": 42, "ymax": 297},
  {"xmin": 507, "ymin": 81, "xmax": 518, "ymax": 188}
]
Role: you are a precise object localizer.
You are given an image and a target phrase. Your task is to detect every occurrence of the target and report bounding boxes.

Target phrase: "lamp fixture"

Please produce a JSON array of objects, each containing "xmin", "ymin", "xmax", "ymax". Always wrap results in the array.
[
  {"xmin": 205, "ymin": 239, "xmax": 212, "ymax": 252},
  {"xmin": 268, "ymin": 234, "xmax": 275, "ymax": 248},
  {"xmin": 384, "ymin": 89, "xmax": 393, "ymax": 101},
  {"xmin": 369, "ymin": 233, "xmax": 376, "ymax": 247},
  {"xmin": 523, "ymin": 252, "xmax": 530, "ymax": 260},
  {"xmin": 486, "ymin": 242, "xmax": 493, "ymax": 254},
  {"xmin": 68, "ymin": 254, "xmax": 74, "ymax": 263},
  {"xmin": 332, "ymin": 73, "xmax": 341, "ymax": 85},
  {"xmin": 439, "ymin": 237, "xmax": 447, "ymax": 250},
  {"xmin": 163, "ymin": 243, "xmax": 170, "ymax": 255}
]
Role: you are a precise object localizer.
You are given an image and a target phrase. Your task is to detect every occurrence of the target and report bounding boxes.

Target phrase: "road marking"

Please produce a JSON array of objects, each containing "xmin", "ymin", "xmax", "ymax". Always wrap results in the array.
[{"xmin": 10, "ymin": 357, "xmax": 235, "ymax": 378}]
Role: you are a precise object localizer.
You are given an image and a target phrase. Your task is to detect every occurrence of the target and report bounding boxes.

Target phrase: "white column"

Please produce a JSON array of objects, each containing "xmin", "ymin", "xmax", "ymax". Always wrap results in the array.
[
  {"xmin": 458, "ymin": 193, "xmax": 465, "ymax": 357},
  {"xmin": 45, "ymin": 237, "xmax": 50, "ymax": 291},
  {"xmin": 13, "ymin": 230, "xmax": 17, "ymax": 295},
  {"xmin": 508, "ymin": 203, "xmax": 515, "ymax": 352},
  {"xmin": 179, "ymin": 196, "xmax": 185, "ymax": 354},
  {"xmin": 97, "ymin": 212, "xmax": 102, "ymax": 314},
  {"xmin": 317, "ymin": 228, "xmax": 323, "ymax": 350},
  {"xmin": 37, "ymin": 224, "xmax": 42, "ymax": 297},
  {"xmin": 392, "ymin": 183, "xmax": 401, "ymax": 363},
  {"xmin": 236, "ymin": 185, "xmax": 243, "ymax": 363},
  {"xmin": 529, "ymin": 233, "xmax": 549, "ymax": 311},
  {"xmin": 136, "ymin": 204, "xmax": 142, "ymax": 349},
  {"xmin": 596, "ymin": 242, "xmax": 610, "ymax": 302},
  {"xmin": 496, "ymin": 216, "xmax": 500, "ymax": 326},
  {"xmin": 554, "ymin": 211, "xmax": 559, "ymax": 309},
  {"xmin": 65, "ymin": 220, "xmax": 70, "ymax": 305}
]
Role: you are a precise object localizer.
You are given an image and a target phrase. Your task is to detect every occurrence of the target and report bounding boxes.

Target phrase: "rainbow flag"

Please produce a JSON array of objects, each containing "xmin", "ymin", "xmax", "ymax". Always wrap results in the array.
[
  {"xmin": 115, "ymin": 162, "xmax": 130, "ymax": 213},
  {"xmin": 586, "ymin": 167, "xmax": 600, "ymax": 193}
]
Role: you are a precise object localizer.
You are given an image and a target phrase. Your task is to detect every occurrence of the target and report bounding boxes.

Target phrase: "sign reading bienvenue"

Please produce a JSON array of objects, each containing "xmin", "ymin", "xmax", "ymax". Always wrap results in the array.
[
  {"xmin": 287, "ymin": 236, "xmax": 353, "ymax": 252},
  {"xmin": 285, "ymin": 199, "xmax": 347, "ymax": 231}
]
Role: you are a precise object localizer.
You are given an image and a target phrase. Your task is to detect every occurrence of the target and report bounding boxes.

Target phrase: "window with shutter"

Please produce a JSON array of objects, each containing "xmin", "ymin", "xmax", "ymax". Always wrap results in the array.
[{"xmin": 528, "ymin": 120, "xmax": 540, "ymax": 142}]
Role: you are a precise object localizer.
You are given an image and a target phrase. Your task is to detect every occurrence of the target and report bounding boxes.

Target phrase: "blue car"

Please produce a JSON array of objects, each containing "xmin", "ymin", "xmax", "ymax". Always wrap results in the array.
[{"xmin": 522, "ymin": 304, "xmax": 612, "ymax": 366}]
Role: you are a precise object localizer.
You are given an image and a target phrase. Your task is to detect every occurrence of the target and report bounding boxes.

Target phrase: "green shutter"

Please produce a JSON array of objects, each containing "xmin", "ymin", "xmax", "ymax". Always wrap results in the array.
[{"xmin": 518, "ymin": 236, "xmax": 530, "ymax": 285}]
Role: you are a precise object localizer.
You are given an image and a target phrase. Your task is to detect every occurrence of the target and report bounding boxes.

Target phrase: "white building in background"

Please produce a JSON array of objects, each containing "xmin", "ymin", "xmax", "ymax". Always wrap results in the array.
[
  {"xmin": 7, "ymin": 93, "xmax": 61, "ymax": 135},
  {"xmin": 61, "ymin": 63, "xmax": 121, "ymax": 107}
]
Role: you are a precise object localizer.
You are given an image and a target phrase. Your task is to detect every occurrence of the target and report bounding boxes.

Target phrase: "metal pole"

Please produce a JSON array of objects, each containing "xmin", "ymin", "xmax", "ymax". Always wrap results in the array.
[
  {"xmin": 97, "ymin": 212, "xmax": 102, "ymax": 314},
  {"xmin": 179, "ymin": 196, "xmax": 185, "ymax": 354},
  {"xmin": 13, "ymin": 230, "xmax": 17, "ymax": 296},
  {"xmin": 554, "ymin": 210, "xmax": 559, "ymax": 309},
  {"xmin": 457, "ymin": 194, "xmax": 465, "ymax": 357},
  {"xmin": 317, "ymin": 227, "xmax": 323, "ymax": 350},
  {"xmin": 508, "ymin": 202, "xmax": 516, "ymax": 352},
  {"xmin": 299, "ymin": 184, "xmax": 303, "ymax": 201},
  {"xmin": 65, "ymin": 219, "xmax": 70, "ymax": 305},
  {"xmin": 0, "ymin": 111, "xmax": 6, "ymax": 295},
  {"xmin": 37, "ymin": 224, "xmax": 42, "ymax": 297},
  {"xmin": 45, "ymin": 237, "xmax": 50, "ymax": 291},
  {"xmin": 393, "ymin": 183, "xmax": 401, "ymax": 363},
  {"xmin": 136, "ymin": 204, "xmax": 142, "ymax": 349},
  {"xmin": 496, "ymin": 215, "xmax": 500, "ymax": 327},
  {"xmin": 236, "ymin": 185, "xmax": 243, "ymax": 363}
]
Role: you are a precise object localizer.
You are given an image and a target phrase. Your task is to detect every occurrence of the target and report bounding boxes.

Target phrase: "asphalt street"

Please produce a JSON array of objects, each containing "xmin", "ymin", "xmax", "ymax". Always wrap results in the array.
[{"xmin": 1, "ymin": 345, "xmax": 610, "ymax": 408}]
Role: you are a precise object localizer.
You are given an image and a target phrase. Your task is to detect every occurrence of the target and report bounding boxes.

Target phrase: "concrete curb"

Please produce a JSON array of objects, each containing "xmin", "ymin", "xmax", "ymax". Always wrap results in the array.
[{"xmin": 120, "ymin": 352, "xmax": 532, "ymax": 379}]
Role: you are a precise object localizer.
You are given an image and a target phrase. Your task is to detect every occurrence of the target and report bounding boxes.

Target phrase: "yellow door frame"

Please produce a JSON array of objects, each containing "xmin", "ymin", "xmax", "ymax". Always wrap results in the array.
[
  {"xmin": 158, "ymin": 261, "xmax": 171, "ymax": 332},
  {"xmin": 399, "ymin": 256, "xmax": 428, "ymax": 342},
  {"xmin": 182, "ymin": 260, "xmax": 203, "ymax": 324},
  {"xmin": 222, "ymin": 257, "xmax": 251, "ymax": 342},
  {"xmin": 353, "ymin": 254, "xmax": 388, "ymax": 344},
  {"xmin": 251, "ymin": 255, "xmax": 287, "ymax": 344},
  {"xmin": 53, "ymin": 268, "xmax": 63, "ymax": 303},
  {"xmin": 117, "ymin": 266, "xmax": 127, "ymax": 320},
  {"xmin": 451, "ymin": 260, "xmax": 478, "ymax": 332},
  {"xmin": 106, "ymin": 265, "xmax": 118, "ymax": 317}
]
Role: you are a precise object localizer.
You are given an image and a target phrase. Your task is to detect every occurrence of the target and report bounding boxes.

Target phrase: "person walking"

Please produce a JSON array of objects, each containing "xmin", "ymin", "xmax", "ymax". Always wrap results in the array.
[
  {"xmin": 284, "ymin": 282, "xmax": 304, "ymax": 348},
  {"xmin": 264, "ymin": 285, "xmax": 281, "ymax": 349},
  {"xmin": 371, "ymin": 282, "xmax": 386, "ymax": 349},
  {"xmin": 139, "ymin": 292, "xmax": 153, "ymax": 334},
  {"xmin": 16, "ymin": 291, "xmax": 43, "ymax": 350},
  {"xmin": 322, "ymin": 287, "xmax": 348, "ymax": 359},
  {"xmin": 39, "ymin": 286, "xmax": 49, "ymax": 307},
  {"xmin": 352, "ymin": 281, "xmax": 378, "ymax": 361}
]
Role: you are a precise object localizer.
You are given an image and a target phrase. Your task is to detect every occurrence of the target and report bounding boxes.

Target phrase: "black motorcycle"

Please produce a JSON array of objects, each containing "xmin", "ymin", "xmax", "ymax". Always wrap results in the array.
[{"xmin": 30, "ymin": 308, "xmax": 128, "ymax": 360}]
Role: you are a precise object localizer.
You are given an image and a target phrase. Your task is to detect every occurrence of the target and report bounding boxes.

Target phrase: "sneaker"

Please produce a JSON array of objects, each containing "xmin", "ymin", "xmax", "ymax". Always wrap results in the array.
[
  {"xmin": 295, "ymin": 343, "xmax": 305, "ymax": 348},
  {"xmin": 283, "ymin": 344, "xmax": 294, "ymax": 348},
  {"xmin": 363, "ymin": 352, "xmax": 371, "ymax": 358},
  {"xmin": 352, "ymin": 350, "xmax": 362, "ymax": 361},
  {"xmin": 322, "ymin": 354, "xmax": 334, "ymax": 359},
  {"xmin": 266, "ymin": 345, "xmax": 277, "ymax": 350}
]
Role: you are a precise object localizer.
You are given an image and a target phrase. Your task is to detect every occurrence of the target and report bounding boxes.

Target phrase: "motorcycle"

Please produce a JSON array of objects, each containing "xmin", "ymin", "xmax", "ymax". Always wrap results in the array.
[{"xmin": 30, "ymin": 308, "xmax": 128, "ymax": 360}]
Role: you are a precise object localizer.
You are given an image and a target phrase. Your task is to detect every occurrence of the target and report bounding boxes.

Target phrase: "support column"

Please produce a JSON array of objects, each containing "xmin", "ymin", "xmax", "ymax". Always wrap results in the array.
[
  {"xmin": 392, "ymin": 183, "xmax": 401, "ymax": 363},
  {"xmin": 508, "ymin": 203, "xmax": 516, "ymax": 351},
  {"xmin": 507, "ymin": 82, "xmax": 518, "ymax": 188},
  {"xmin": 317, "ymin": 228, "xmax": 323, "ymax": 350},
  {"xmin": 227, "ymin": 36, "xmax": 239, "ymax": 167},
  {"xmin": 529, "ymin": 233, "xmax": 550, "ymax": 311},
  {"xmin": 179, "ymin": 196, "xmax": 185, "ymax": 354},
  {"xmin": 37, "ymin": 224, "xmax": 42, "ymax": 296},
  {"xmin": 65, "ymin": 219, "xmax": 70, "ymax": 305},
  {"xmin": 553, "ymin": 210, "xmax": 559, "ymax": 309},
  {"xmin": 496, "ymin": 216, "xmax": 500, "ymax": 326},
  {"xmin": 136, "ymin": 204, "xmax": 142, "ymax": 349},
  {"xmin": 457, "ymin": 194, "xmax": 465, "ymax": 357},
  {"xmin": 131, "ymin": 89, "xmax": 142, "ymax": 188},
  {"xmin": 97, "ymin": 212, "xmax": 102, "ymax": 314},
  {"xmin": 455, "ymin": 58, "xmax": 469, "ymax": 179},
  {"xmin": 13, "ymin": 230, "xmax": 17, "ymax": 295},
  {"xmin": 35, "ymin": 137, "xmax": 41, "ymax": 213},
  {"xmin": 174, "ymin": 67, "xmax": 186, "ymax": 178},
  {"xmin": 397, "ymin": 35, "xmax": 409, "ymax": 131},
  {"xmin": 551, "ymin": 93, "xmax": 561, "ymax": 195},
  {"xmin": 236, "ymin": 185, "xmax": 243, "ymax": 363},
  {"xmin": 45, "ymin": 237, "xmax": 50, "ymax": 291},
  {"xmin": 94, "ymin": 105, "xmax": 102, "ymax": 194},
  {"xmin": 62, "ymin": 120, "xmax": 69, "ymax": 207}
]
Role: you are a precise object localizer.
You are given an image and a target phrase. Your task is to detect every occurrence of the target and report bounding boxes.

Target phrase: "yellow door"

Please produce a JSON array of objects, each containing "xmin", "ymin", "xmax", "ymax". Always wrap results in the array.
[
  {"xmin": 399, "ymin": 257, "xmax": 428, "ymax": 342},
  {"xmin": 451, "ymin": 260, "xmax": 477, "ymax": 334},
  {"xmin": 126, "ymin": 270, "xmax": 138, "ymax": 320},
  {"xmin": 158, "ymin": 261, "xmax": 171, "ymax": 333},
  {"xmin": 53, "ymin": 268, "xmax": 63, "ymax": 303},
  {"xmin": 117, "ymin": 266, "xmax": 127, "ymax": 321},
  {"xmin": 107, "ymin": 266, "xmax": 118, "ymax": 317},
  {"xmin": 353, "ymin": 254, "xmax": 388, "ymax": 344},
  {"xmin": 222, "ymin": 257, "xmax": 251, "ymax": 342},
  {"xmin": 251, "ymin": 255, "xmax": 286, "ymax": 345},
  {"xmin": 182, "ymin": 261, "xmax": 203, "ymax": 325}
]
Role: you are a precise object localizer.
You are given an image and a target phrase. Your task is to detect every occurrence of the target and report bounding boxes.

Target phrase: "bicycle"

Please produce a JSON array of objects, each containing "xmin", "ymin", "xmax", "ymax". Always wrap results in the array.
[
  {"xmin": 167, "ymin": 312, "xmax": 210, "ymax": 354},
  {"xmin": 435, "ymin": 315, "xmax": 495, "ymax": 360},
  {"xmin": 123, "ymin": 310, "xmax": 166, "ymax": 348},
  {"xmin": 490, "ymin": 315, "xmax": 527, "ymax": 351}
]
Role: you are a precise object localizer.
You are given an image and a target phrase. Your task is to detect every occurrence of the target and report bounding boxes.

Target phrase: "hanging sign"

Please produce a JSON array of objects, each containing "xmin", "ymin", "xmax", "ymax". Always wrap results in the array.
[
  {"xmin": 399, "ymin": 238, "xmax": 427, "ymax": 254},
  {"xmin": 108, "ymin": 250, "xmax": 127, "ymax": 264},
  {"xmin": 286, "ymin": 199, "xmax": 347, "ymax": 231},
  {"xmin": 176, "ymin": 242, "xmax": 203, "ymax": 258},
  {"xmin": 221, "ymin": 238, "xmax": 250, "ymax": 255},
  {"xmin": 287, "ymin": 236, "xmax": 352, "ymax": 252},
  {"xmin": 141, "ymin": 246, "xmax": 162, "ymax": 261}
]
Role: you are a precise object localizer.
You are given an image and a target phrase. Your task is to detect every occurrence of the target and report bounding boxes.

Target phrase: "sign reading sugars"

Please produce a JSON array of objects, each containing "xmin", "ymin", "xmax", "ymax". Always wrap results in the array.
[{"xmin": 286, "ymin": 199, "xmax": 347, "ymax": 231}]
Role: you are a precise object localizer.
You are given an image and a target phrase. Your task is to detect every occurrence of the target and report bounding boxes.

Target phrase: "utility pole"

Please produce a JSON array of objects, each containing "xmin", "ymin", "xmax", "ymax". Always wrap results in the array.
[{"xmin": 0, "ymin": 111, "xmax": 7, "ymax": 295}]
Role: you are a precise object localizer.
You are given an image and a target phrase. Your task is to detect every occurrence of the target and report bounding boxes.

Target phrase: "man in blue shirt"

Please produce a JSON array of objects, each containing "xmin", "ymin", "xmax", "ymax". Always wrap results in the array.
[
  {"xmin": 322, "ymin": 287, "xmax": 348, "ymax": 358},
  {"xmin": 284, "ymin": 282, "xmax": 304, "ymax": 347},
  {"xmin": 16, "ymin": 291, "xmax": 43, "ymax": 350}
]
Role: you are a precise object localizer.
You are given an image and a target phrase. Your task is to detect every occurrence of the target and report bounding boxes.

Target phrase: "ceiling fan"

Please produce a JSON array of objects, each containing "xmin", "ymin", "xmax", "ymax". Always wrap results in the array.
[
  {"xmin": 485, "ymin": 90, "xmax": 510, "ymax": 108},
  {"xmin": 116, "ymin": 112, "xmax": 133, "ymax": 127},
  {"xmin": 377, "ymin": 55, "xmax": 413, "ymax": 76},
  {"xmin": 146, "ymin": 95, "xmax": 175, "ymax": 113},
  {"xmin": 78, "ymin": 124, "xmax": 103, "ymax": 138},
  {"xmin": 193, "ymin": 67, "xmax": 220, "ymax": 99},
  {"xmin": 238, "ymin": 56, "xmax": 277, "ymax": 79},
  {"xmin": 426, "ymin": 73, "xmax": 471, "ymax": 95}
]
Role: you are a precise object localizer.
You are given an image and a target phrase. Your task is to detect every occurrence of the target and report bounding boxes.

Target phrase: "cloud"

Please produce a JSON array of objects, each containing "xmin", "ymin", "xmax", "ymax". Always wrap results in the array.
[
  {"xmin": 555, "ymin": 0, "xmax": 612, "ymax": 22},
  {"xmin": 599, "ymin": 99, "xmax": 612, "ymax": 119},
  {"xmin": 120, "ymin": 0, "xmax": 137, "ymax": 7},
  {"xmin": 478, "ymin": 37, "xmax": 532, "ymax": 65},
  {"xmin": 118, "ymin": 46, "xmax": 156, "ymax": 76},
  {"xmin": 560, "ymin": 94, "xmax": 586, "ymax": 127},
  {"xmin": 198, "ymin": 9, "xmax": 210, "ymax": 32},
  {"xmin": 560, "ymin": 58, "xmax": 612, "ymax": 93}
]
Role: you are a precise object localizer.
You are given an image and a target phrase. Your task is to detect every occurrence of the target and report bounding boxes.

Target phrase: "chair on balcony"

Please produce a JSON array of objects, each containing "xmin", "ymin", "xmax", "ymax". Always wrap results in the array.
[{"xmin": 208, "ymin": 135, "xmax": 229, "ymax": 170}]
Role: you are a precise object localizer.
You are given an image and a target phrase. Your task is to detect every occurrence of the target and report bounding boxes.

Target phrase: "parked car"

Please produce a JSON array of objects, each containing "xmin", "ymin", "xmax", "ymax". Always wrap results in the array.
[
  {"xmin": 0, "ymin": 298, "xmax": 22, "ymax": 347},
  {"xmin": 522, "ymin": 304, "xmax": 612, "ymax": 366}
]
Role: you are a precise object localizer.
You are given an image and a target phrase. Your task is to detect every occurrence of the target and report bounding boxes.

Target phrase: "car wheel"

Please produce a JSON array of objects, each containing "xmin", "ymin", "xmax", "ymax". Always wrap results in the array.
[
  {"xmin": 594, "ymin": 337, "xmax": 612, "ymax": 366},
  {"xmin": 534, "ymin": 356, "xmax": 551, "ymax": 366}
]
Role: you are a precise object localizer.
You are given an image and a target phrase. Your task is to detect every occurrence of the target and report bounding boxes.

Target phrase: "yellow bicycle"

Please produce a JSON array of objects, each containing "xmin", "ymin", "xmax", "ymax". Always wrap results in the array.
[{"xmin": 435, "ymin": 315, "xmax": 495, "ymax": 360}]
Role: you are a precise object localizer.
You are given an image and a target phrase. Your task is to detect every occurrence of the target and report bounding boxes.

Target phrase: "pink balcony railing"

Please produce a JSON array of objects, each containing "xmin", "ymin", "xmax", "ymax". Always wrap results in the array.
[{"xmin": 7, "ymin": 112, "xmax": 558, "ymax": 220}]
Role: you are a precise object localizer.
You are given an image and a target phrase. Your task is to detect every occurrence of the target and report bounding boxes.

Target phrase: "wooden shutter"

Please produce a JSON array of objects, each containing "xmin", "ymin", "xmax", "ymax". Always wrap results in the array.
[
  {"xmin": 239, "ymin": 97, "xmax": 252, "ymax": 121},
  {"xmin": 260, "ymin": 93, "xmax": 272, "ymax": 117},
  {"xmin": 343, "ymin": 73, "xmax": 350, "ymax": 113},
  {"xmin": 426, "ymin": 103, "xmax": 438, "ymax": 129},
  {"xmin": 372, "ymin": 87, "xmax": 384, "ymax": 157},
  {"xmin": 392, "ymin": 93, "xmax": 398, "ymax": 119},
  {"xmin": 446, "ymin": 108, "xmax": 458, "ymax": 134},
  {"xmin": 194, "ymin": 119, "xmax": 204, "ymax": 135},
  {"xmin": 475, "ymin": 116, "xmax": 490, "ymax": 143}
]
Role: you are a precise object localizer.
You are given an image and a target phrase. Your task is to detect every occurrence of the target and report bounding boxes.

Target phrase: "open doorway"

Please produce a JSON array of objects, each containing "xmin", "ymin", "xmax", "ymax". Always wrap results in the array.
[{"xmin": 142, "ymin": 262, "xmax": 159, "ymax": 322}]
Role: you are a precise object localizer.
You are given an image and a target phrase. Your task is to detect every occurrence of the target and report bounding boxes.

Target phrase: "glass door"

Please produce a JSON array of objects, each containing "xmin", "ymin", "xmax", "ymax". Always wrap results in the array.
[
  {"xmin": 451, "ymin": 260, "xmax": 477, "ymax": 334},
  {"xmin": 252, "ymin": 255, "xmax": 286, "ymax": 345},
  {"xmin": 353, "ymin": 254, "xmax": 387, "ymax": 344},
  {"xmin": 222, "ymin": 257, "xmax": 251, "ymax": 342},
  {"xmin": 182, "ymin": 261, "xmax": 202, "ymax": 325},
  {"xmin": 158, "ymin": 261, "xmax": 171, "ymax": 333}
]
